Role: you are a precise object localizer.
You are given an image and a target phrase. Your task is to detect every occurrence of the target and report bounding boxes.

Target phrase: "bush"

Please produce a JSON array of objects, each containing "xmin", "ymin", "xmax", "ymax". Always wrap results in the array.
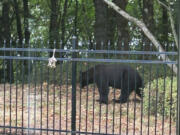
[{"xmin": 143, "ymin": 76, "xmax": 177, "ymax": 120}]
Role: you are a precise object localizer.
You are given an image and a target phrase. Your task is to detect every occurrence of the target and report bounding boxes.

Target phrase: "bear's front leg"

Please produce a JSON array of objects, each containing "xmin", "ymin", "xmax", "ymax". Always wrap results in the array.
[
  {"xmin": 95, "ymin": 77, "xmax": 110, "ymax": 104},
  {"xmin": 115, "ymin": 88, "xmax": 131, "ymax": 103},
  {"xmin": 99, "ymin": 94, "xmax": 108, "ymax": 104},
  {"xmin": 97, "ymin": 83, "xmax": 109, "ymax": 104},
  {"xmin": 113, "ymin": 96, "xmax": 128, "ymax": 103}
]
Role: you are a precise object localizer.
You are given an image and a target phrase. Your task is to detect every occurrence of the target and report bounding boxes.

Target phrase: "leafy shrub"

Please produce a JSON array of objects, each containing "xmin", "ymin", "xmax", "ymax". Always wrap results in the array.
[{"xmin": 143, "ymin": 76, "xmax": 177, "ymax": 120}]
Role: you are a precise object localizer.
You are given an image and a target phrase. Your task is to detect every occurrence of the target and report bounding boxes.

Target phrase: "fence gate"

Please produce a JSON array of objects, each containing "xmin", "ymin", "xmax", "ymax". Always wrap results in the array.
[{"xmin": 0, "ymin": 37, "xmax": 179, "ymax": 135}]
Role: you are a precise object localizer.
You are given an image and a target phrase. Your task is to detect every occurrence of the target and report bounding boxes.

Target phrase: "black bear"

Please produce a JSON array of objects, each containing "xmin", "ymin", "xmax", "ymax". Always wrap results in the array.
[{"xmin": 80, "ymin": 64, "xmax": 143, "ymax": 104}]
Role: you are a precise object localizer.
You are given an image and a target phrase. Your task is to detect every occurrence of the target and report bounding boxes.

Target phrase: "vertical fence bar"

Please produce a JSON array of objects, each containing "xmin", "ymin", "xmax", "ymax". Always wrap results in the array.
[
  {"xmin": 15, "ymin": 40, "xmax": 18, "ymax": 134},
  {"xmin": 112, "ymin": 43, "xmax": 116, "ymax": 135},
  {"xmin": 85, "ymin": 43, "xmax": 89, "ymax": 133},
  {"xmin": 71, "ymin": 36, "xmax": 77, "ymax": 134},
  {"xmin": 133, "ymin": 55, "xmax": 138, "ymax": 135},
  {"xmin": 162, "ymin": 43, "xmax": 167, "ymax": 135},
  {"xmin": 155, "ymin": 64, "xmax": 159, "ymax": 135},
  {"xmin": 59, "ymin": 57, "xmax": 63, "ymax": 134},
  {"xmin": 119, "ymin": 42, "xmax": 122, "ymax": 135},
  {"xmin": 65, "ymin": 61, "xmax": 69, "ymax": 134},
  {"xmin": 34, "ymin": 51, "xmax": 37, "ymax": 135},
  {"xmin": 79, "ymin": 61, "xmax": 82, "ymax": 134},
  {"xmin": 177, "ymin": 0, "xmax": 180, "ymax": 133},
  {"xmin": 147, "ymin": 43, "xmax": 153, "ymax": 135},
  {"xmin": 27, "ymin": 40, "xmax": 31, "ymax": 135},
  {"xmin": 53, "ymin": 66, "xmax": 56, "ymax": 135},
  {"xmin": 21, "ymin": 40, "xmax": 25, "ymax": 134},
  {"xmin": 40, "ymin": 40, "xmax": 43, "ymax": 135},
  {"xmin": 140, "ymin": 43, "xmax": 145, "ymax": 135},
  {"xmin": 53, "ymin": 41, "xmax": 56, "ymax": 135},
  {"xmin": 169, "ymin": 44, "xmax": 175, "ymax": 135},
  {"xmin": 126, "ymin": 45, "xmax": 130, "ymax": 135},
  {"xmin": 46, "ymin": 66, "xmax": 49, "ymax": 135},
  {"xmin": 3, "ymin": 40, "xmax": 6, "ymax": 134},
  {"xmin": 92, "ymin": 64, "xmax": 96, "ymax": 134},
  {"xmin": 9, "ymin": 40, "xmax": 12, "ymax": 134},
  {"xmin": 106, "ymin": 41, "xmax": 110, "ymax": 134},
  {"xmin": 46, "ymin": 41, "xmax": 50, "ymax": 135}
]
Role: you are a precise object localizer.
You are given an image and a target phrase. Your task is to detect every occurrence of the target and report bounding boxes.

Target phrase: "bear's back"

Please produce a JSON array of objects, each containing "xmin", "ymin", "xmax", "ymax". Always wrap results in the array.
[
  {"xmin": 94, "ymin": 64, "xmax": 136, "ymax": 76},
  {"xmin": 94, "ymin": 64, "xmax": 142, "ymax": 89}
]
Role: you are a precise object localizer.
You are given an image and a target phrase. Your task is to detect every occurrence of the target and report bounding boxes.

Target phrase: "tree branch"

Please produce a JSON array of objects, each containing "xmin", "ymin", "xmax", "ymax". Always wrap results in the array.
[
  {"xmin": 103, "ymin": 0, "xmax": 177, "ymax": 74},
  {"xmin": 157, "ymin": 0, "xmax": 178, "ymax": 48},
  {"xmin": 157, "ymin": 0, "xmax": 170, "ymax": 11}
]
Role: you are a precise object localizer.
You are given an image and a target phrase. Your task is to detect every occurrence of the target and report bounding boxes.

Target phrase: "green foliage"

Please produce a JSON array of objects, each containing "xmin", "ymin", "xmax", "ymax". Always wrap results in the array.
[
  {"xmin": 126, "ymin": 0, "xmax": 142, "ymax": 19},
  {"xmin": 137, "ymin": 64, "xmax": 175, "ymax": 84},
  {"xmin": 143, "ymin": 76, "xmax": 177, "ymax": 120},
  {"xmin": 0, "ymin": 0, "xmax": 177, "ymax": 49}
]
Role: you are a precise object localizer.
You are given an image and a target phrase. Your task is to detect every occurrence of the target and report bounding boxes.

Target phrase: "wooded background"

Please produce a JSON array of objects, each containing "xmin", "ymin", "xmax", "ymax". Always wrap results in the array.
[
  {"xmin": 0, "ymin": 0, "xmax": 178, "ymax": 82},
  {"xmin": 0, "ymin": 0, "xmax": 177, "ymax": 49}
]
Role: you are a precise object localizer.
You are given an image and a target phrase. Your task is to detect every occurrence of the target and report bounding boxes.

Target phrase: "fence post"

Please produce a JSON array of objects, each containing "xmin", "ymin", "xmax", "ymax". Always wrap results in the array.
[{"xmin": 71, "ymin": 36, "xmax": 77, "ymax": 134}]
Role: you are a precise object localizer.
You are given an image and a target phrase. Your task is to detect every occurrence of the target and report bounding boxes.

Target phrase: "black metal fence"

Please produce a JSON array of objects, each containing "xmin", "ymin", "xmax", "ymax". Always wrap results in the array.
[{"xmin": 0, "ymin": 38, "xmax": 178, "ymax": 135}]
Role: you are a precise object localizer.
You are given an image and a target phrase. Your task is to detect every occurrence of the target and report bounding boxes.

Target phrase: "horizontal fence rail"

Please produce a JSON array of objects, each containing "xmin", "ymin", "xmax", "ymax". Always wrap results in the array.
[
  {"xmin": 0, "ymin": 48, "xmax": 178, "ymax": 55},
  {"xmin": 0, "ymin": 48, "xmax": 177, "ymax": 64},
  {"xmin": 0, "ymin": 126, "xmax": 119, "ymax": 135},
  {"xmin": 0, "ymin": 56, "xmax": 177, "ymax": 64}
]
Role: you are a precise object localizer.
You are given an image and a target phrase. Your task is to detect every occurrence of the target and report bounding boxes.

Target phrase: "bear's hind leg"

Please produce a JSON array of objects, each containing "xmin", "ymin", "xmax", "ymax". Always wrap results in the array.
[
  {"xmin": 97, "ymin": 83, "xmax": 109, "ymax": 104},
  {"xmin": 117, "ymin": 88, "xmax": 131, "ymax": 103},
  {"xmin": 116, "ymin": 70, "xmax": 130, "ymax": 103},
  {"xmin": 115, "ymin": 76, "xmax": 131, "ymax": 103}
]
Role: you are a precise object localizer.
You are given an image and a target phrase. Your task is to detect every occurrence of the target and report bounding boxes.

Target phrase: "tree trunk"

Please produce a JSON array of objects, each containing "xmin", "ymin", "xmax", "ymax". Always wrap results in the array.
[
  {"xmin": 114, "ymin": 0, "xmax": 130, "ymax": 50},
  {"xmin": 93, "ymin": 0, "xmax": 108, "ymax": 50},
  {"xmin": 61, "ymin": 0, "xmax": 68, "ymax": 53},
  {"xmin": 49, "ymin": 0, "xmax": 60, "ymax": 57},
  {"xmin": 161, "ymin": 2, "xmax": 169, "ymax": 50},
  {"xmin": 14, "ymin": 0, "xmax": 23, "ymax": 46},
  {"xmin": 23, "ymin": 0, "xmax": 32, "ymax": 79},
  {"xmin": 0, "ymin": 16, "xmax": 2, "ymax": 44},
  {"xmin": 157, "ymin": 0, "xmax": 178, "ymax": 49},
  {"xmin": 106, "ymin": 7, "xmax": 116, "ymax": 50},
  {"xmin": 142, "ymin": 0, "xmax": 154, "ymax": 52},
  {"xmin": 2, "ymin": 1, "xmax": 14, "ymax": 83},
  {"xmin": 94, "ymin": 0, "xmax": 116, "ymax": 50},
  {"xmin": 23, "ymin": 0, "xmax": 30, "ymax": 46}
]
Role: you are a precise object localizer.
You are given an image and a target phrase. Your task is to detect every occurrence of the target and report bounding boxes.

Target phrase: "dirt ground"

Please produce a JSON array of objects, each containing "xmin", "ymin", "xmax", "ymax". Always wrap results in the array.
[{"xmin": 0, "ymin": 84, "xmax": 176, "ymax": 135}]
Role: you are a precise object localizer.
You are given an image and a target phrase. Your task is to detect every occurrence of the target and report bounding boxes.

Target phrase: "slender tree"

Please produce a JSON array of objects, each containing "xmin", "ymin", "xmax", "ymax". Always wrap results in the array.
[
  {"xmin": 161, "ymin": 0, "xmax": 168, "ymax": 47},
  {"xmin": 23, "ymin": 0, "xmax": 33, "ymax": 79},
  {"xmin": 61, "ymin": 0, "xmax": 68, "ymax": 52},
  {"xmin": 23, "ymin": 0, "xmax": 30, "ymax": 46},
  {"xmin": 114, "ymin": 0, "xmax": 130, "ymax": 50},
  {"xmin": 142, "ymin": 0, "xmax": 154, "ymax": 52},
  {"xmin": 93, "ymin": 0, "xmax": 108, "ymax": 49},
  {"xmin": 14, "ymin": 0, "xmax": 23, "ymax": 46},
  {"xmin": 2, "ymin": 0, "xmax": 14, "ymax": 82},
  {"xmin": 49, "ymin": 0, "xmax": 60, "ymax": 57}
]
